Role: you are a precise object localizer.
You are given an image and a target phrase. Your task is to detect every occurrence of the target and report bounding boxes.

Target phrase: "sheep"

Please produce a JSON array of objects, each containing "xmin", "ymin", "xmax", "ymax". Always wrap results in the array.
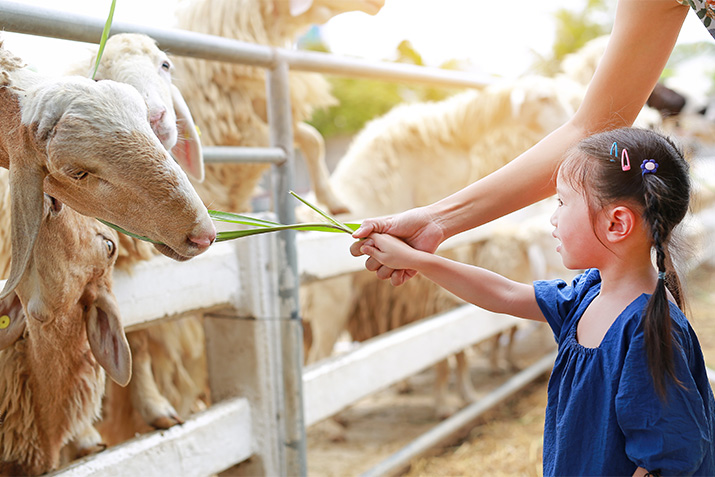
[
  {"xmin": 300, "ymin": 75, "xmax": 575, "ymax": 422},
  {"xmin": 0, "ymin": 40, "xmax": 215, "ymax": 304},
  {"xmin": 0, "ymin": 35, "xmax": 213, "ymax": 449},
  {"xmin": 0, "ymin": 177, "xmax": 130, "ymax": 476},
  {"xmin": 93, "ymin": 0, "xmax": 386, "ymax": 445},
  {"xmin": 172, "ymin": 0, "xmax": 384, "ymax": 214}
]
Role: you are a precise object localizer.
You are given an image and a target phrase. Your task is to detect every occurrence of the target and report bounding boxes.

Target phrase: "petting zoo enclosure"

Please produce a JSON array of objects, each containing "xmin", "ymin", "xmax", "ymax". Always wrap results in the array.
[{"xmin": 2, "ymin": 2, "xmax": 714, "ymax": 476}]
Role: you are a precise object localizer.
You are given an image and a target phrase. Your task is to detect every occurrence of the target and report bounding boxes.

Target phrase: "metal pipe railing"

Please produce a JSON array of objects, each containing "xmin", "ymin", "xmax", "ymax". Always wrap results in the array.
[
  {"xmin": 202, "ymin": 146, "xmax": 287, "ymax": 165},
  {"xmin": 266, "ymin": 51, "xmax": 307, "ymax": 476},
  {"xmin": 0, "ymin": 0, "xmax": 493, "ymax": 89}
]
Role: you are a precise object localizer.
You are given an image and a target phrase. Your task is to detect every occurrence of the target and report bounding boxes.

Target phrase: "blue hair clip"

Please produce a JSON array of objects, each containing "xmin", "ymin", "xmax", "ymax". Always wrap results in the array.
[
  {"xmin": 658, "ymin": 271, "xmax": 666, "ymax": 280},
  {"xmin": 609, "ymin": 142, "xmax": 618, "ymax": 162},
  {"xmin": 641, "ymin": 159, "xmax": 658, "ymax": 175}
]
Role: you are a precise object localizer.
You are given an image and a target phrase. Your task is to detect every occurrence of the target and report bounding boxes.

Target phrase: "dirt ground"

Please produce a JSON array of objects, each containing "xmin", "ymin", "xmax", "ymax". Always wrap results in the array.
[{"xmin": 306, "ymin": 264, "xmax": 715, "ymax": 477}]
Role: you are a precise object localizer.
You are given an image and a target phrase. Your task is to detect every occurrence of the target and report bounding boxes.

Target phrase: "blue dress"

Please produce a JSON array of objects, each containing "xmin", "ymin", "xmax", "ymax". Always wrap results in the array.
[{"xmin": 534, "ymin": 269, "xmax": 715, "ymax": 476}]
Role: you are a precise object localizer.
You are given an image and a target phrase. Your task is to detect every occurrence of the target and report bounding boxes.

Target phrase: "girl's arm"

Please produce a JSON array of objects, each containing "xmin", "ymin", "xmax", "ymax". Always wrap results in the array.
[{"xmin": 360, "ymin": 233, "xmax": 545, "ymax": 322}]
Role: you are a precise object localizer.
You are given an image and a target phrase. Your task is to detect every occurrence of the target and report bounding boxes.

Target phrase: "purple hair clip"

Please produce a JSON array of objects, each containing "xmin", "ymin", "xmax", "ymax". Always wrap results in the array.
[{"xmin": 641, "ymin": 159, "xmax": 658, "ymax": 175}]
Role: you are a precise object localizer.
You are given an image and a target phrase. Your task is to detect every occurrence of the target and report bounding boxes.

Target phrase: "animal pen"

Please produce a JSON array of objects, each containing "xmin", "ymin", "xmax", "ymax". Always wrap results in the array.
[{"xmin": 2, "ymin": 2, "xmax": 713, "ymax": 476}]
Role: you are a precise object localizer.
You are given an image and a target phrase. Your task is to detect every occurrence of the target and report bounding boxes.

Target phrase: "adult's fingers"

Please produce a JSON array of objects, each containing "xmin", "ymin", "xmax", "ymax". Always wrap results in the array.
[
  {"xmin": 350, "ymin": 239, "xmax": 366, "ymax": 257},
  {"xmin": 352, "ymin": 216, "xmax": 392, "ymax": 239}
]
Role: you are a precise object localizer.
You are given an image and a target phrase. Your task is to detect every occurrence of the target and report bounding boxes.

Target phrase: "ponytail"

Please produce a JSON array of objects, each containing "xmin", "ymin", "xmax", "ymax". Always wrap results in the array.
[{"xmin": 642, "ymin": 188, "xmax": 682, "ymax": 398}]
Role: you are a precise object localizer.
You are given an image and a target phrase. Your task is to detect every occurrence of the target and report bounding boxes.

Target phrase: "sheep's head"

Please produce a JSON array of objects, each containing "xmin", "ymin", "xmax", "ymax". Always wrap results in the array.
[
  {"xmin": 509, "ymin": 76, "xmax": 579, "ymax": 134},
  {"xmin": 7, "ymin": 194, "xmax": 131, "ymax": 386},
  {"xmin": 1, "ymin": 76, "xmax": 215, "ymax": 301},
  {"xmin": 282, "ymin": 0, "xmax": 384, "ymax": 38},
  {"xmin": 91, "ymin": 33, "xmax": 204, "ymax": 182}
]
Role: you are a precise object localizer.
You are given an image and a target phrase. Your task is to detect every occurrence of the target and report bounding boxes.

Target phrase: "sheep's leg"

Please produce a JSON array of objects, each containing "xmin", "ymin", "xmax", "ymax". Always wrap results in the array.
[
  {"xmin": 72, "ymin": 425, "xmax": 106, "ymax": 458},
  {"xmin": 294, "ymin": 122, "xmax": 350, "ymax": 215},
  {"xmin": 504, "ymin": 325, "xmax": 520, "ymax": 372},
  {"xmin": 488, "ymin": 333, "xmax": 504, "ymax": 376},
  {"xmin": 454, "ymin": 351, "xmax": 477, "ymax": 404},
  {"xmin": 434, "ymin": 359, "xmax": 452, "ymax": 419},
  {"xmin": 128, "ymin": 330, "xmax": 183, "ymax": 429}
]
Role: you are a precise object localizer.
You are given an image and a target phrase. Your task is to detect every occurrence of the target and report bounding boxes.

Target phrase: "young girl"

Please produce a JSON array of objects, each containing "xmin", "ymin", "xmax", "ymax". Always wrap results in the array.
[{"xmin": 359, "ymin": 128, "xmax": 715, "ymax": 476}]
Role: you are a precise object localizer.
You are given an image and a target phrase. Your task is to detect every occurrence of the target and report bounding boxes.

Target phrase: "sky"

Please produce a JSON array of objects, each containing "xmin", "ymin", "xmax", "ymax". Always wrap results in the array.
[{"xmin": 2, "ymin": 0, "xmax": 713, "ymax": 79}]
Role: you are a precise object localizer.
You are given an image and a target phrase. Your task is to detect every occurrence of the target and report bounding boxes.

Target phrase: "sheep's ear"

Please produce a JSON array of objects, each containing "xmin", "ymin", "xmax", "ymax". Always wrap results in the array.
[
  {"xmin": 170, "ymin": 84, "xmax": 204, "ymax": 182},
  {"xmin": 0, "ymin": 162, "xmax": 46, "ymax": 302},
  {"xmin": 510, "ymin": 87, "xmax": 527, "ymax": 118},
  {"xmin": 289, "ymin": 0, "xmax": 313, "ymax": 16},
  {"xmin": 86, "ymin": 289, "xmax": 132, "ymax": 387},
  {"xmin": 0, "ymin": 293, "xmax": 26, "ymax": 350}
]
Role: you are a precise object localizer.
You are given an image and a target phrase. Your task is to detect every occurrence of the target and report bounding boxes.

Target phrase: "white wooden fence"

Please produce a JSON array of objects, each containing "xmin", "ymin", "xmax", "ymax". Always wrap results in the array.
[{"xmin": 2, "ymin": 2, "xmax": 714, "ymax": 476}]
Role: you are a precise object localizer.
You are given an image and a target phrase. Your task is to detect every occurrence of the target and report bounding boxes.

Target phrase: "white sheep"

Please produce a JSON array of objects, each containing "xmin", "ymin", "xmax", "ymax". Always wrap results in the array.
[
  {"xmin": 173, "ymin": 0, "xmax": 384, "ymax": 214},
  {"xmin": 65, "ymin": 33, "xmax": 204, "ymax": 183},
  {"xmin": 94, "ymin": 0, "xmax": 386, "ymax": 445},
  {"xmin": 0, "ymin": 183, "xmax": 129, "ymax": 476},
  {"xmin": 0, "ymin": 40, "xmax": 215, "ymax": 304},
  {"xmin": 301, "ymin": 75, "xmax": 575, "ymax": 421}
]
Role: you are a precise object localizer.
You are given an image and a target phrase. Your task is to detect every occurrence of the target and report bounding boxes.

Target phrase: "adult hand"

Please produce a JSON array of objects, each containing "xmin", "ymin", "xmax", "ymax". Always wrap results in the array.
[{"xmin": 350, "ymin": 207, "xmax": 444, "ymax": 286}]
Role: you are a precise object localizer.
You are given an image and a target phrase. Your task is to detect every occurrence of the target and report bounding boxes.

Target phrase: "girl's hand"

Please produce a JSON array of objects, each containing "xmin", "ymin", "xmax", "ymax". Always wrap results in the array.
[
  {"xmin": 358, "ymin": 233, "xmax": 420, "ymax": 275},
  {"xmin": 350, "ymin": 207, "xmax": 444, "ymax": 286}
]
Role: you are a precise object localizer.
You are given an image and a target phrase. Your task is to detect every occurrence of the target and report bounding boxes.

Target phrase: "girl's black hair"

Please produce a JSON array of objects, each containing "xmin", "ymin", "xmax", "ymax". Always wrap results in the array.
[{"xmin": 561, "ymin": 127, "xmax": 691, "ymax": 398}]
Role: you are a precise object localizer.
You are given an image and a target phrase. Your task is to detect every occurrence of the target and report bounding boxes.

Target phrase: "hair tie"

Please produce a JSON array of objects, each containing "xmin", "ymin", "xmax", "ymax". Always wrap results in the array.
[
  {"xmin": 657, "ymin": 271, "xmax": 666, "ymax": 280},
  {"xmin": 641, "ymin": 159, "xmax": 658, "ymax": 175}
]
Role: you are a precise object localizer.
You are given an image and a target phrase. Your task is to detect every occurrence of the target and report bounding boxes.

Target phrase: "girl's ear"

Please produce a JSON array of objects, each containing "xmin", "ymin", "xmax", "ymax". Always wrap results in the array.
[{"xmin": 604, "ymin": 205, "xmax": 636, "ymax": 242}]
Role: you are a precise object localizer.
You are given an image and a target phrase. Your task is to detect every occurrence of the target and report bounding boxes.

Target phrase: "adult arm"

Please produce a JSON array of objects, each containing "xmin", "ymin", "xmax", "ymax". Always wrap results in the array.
[{"xmin": 352, "ymin": 0, "xmax": 689, "ymax": 284}]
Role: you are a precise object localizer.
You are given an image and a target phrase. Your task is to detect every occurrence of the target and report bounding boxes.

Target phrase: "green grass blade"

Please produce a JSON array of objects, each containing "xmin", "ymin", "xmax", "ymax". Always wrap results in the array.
[
  {"xmin": 208, "ymin": 210, "xmax": 282, "ymax": 227},
  {"xmin": 92, "ymin": 0, "xmax": 117, "ymax": 80},
  {"xmin": 289, "ymin": 191, "xmax": 353, "ymax": 234},
  {"xmin": 97, "ymin": 218, "xmax": 163, "ymax": 244},
  {"xmin": 215, "ymin": 222, "xmax": 354, "ymax": 242}
]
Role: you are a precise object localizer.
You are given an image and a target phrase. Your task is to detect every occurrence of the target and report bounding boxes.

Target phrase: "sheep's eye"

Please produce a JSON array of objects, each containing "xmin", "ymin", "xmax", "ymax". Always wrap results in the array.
[
  {"xmin": 104, "ymin": 237, "xmax": 116, "ymax": 257},
  {"xmin": 67, "ymin": 169, "xmax": 89, "ymax": 181},
  {"xmin": 161, "ymin": 61, "xmax": 171, "ymax": 72}
]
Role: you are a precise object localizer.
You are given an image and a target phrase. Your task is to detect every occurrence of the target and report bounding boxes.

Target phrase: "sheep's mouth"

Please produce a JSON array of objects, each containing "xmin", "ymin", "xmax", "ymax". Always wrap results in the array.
[{"xmin": 152, "ymin": 243, "xmax": 194, "ymax": 262}]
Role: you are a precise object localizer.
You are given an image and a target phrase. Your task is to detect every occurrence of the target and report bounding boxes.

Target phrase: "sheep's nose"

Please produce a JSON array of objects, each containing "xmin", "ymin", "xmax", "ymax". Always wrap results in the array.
[
  {"xmin": 150, "ymin": 108, "xmax": 166, "ymax": 128},
  {"xmin": 188, "ymin": 225, "xmax": 216, "ymax": 250}
]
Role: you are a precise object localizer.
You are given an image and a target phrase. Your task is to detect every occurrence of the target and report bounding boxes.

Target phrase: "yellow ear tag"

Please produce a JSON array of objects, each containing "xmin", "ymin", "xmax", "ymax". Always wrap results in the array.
[{"xmin": 0, "ymin": 315, "xmax": 9, "ymax": 329}]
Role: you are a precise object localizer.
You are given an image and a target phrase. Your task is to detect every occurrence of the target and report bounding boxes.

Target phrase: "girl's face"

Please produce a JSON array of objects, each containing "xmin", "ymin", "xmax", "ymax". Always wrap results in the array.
[{"xmin": 550, "ymin": 171, "xmax": 605, "ymax": 270}]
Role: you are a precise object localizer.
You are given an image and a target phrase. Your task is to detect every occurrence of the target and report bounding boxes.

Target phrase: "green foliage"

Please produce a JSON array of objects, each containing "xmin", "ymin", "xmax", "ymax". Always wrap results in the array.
[
  {"xmin": 531, "ymin": 0, "xmax": 612, "ymax": 76},
  {"xmin": 308, "ymin": 40, "xmax": 459, "ymax": 138}
]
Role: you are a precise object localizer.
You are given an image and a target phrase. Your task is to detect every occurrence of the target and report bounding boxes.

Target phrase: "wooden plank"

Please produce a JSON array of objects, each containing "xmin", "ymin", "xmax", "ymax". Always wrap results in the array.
[
  {"xmin": 50, "ymin": 398, "xmax": 253, "ymax": 477},
  {"xmin": 112, "ymin": 241, "xmax": 240, "ymax": 328},
  {"xmin": 303, "ymin": 305, "xmax": 523, "ymax": 426}
]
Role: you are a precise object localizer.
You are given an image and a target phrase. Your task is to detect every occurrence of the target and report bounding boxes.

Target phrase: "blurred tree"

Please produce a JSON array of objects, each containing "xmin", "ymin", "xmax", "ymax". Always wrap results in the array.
[
  {"xmin": 530, "ymin": 0, "xmax": 612, "ymax": 76},
  {"xmin": 302, "ymin": 34, "xmax": 459, "ymax": 138}
]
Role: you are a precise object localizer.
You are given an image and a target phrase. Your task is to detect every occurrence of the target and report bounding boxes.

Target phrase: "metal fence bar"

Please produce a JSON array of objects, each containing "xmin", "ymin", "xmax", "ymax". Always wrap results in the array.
[
  {"xmin": 0, "ymin": 0, "xmax": 493, "ymax": 89},
  {"xmin": 202, "ymin": 146, "xmax": 287, "ymax": 164},
  {"xmin": 266, "ymin": 52, "xmax": 307, "ymax": 476}
]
